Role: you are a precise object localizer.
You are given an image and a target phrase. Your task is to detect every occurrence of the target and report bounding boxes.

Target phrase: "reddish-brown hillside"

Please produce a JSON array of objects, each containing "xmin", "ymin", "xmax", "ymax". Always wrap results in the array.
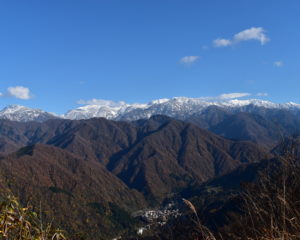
[{"xmin": 0, "ymin": 144, "xmax": 145, "ymax": 239}]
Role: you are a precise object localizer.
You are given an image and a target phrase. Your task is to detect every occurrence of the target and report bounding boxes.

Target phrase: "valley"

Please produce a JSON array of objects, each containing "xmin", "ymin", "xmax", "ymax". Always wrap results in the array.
[{"xmin": 0, "ymin": 99, "xmax": 300, "ymax": 239}]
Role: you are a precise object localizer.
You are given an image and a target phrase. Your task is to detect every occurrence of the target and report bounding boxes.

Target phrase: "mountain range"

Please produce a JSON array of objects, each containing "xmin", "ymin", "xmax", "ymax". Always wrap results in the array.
[
  {"xmin": 2, "ymin": 97, "xmax": 300, "ymax": 122},
  {"xmin": 0, "ymin": 116, "xmax": 272, "ymax": 239},
  {"xmin": 1, "ymin": 98, "xmax": 300, "ymax": 239},
  {"xmin": 2, "ymin": 98, "xmax": 300, "ymax": 148}
]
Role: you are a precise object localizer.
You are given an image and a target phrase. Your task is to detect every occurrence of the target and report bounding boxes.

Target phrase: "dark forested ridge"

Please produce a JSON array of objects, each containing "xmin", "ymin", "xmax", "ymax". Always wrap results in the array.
[{"xmin": 0, "ymin": 114, "xmax": 298, "ymax": 239}]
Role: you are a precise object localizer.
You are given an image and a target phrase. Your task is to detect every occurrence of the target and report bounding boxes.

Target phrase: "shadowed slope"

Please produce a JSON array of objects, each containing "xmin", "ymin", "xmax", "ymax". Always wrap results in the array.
[
  {"xmin": 0, "ymin": 116, "xmax": 271, "ymax": 203},
  {"xmin": 0, "ymin": 144, "xmax": 145, "ymax": 239},
  {"xmin": 107, "ymin": 117, "xmax": 270, "ymax": 200}
]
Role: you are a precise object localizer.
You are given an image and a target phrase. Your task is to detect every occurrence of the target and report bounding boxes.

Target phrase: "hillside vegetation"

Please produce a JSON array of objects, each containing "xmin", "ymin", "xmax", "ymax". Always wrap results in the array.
[
  {"xmin": 0, "ymin": 116, "xmax": 300, "ymax": 239},
  {"xmin": 0, "ymin": 195, "xmax": 66, "ymax": 240},
  {"xmin": 143, "ymin": 138, "xmax": 300, "ymax": 240}
]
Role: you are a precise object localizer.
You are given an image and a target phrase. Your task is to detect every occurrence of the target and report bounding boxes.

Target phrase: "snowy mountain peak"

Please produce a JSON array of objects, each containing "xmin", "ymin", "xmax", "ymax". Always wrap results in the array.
[
  {"xmin": 2, "ymin": 104, "xmax": 27, "ymax": 112},
  {"xmin": 149, "ymin": 98, "xmax": 170, "ymax": 105},
  {"xmin": 64, "ymin": 97, "xmax": 300, "ymax": 121},
  {"xmin": 2, "ymin": 97, "xmax": 300, "ymax": 122},
  {"xmin": 0, "ymin": 105, "xmax": 59, "ymax": 122},
  {"xmin": 64, "ymin": 104, "xmax": 124, "ymax": 120}
]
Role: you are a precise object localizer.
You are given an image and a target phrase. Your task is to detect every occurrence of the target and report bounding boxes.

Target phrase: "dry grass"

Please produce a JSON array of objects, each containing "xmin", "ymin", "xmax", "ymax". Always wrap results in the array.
[
  {"xmin": 0, "ymin": 195, "xmax": 66, "ymax": 240},
  {"xmin": 182, "ymin": 198, "xmax": 218, "ymax": 240},
  {"xmin": 221, "ymin": 139, "xmax": 300, "ymax": 240},
  {"xmin": 169, "ymin": 140, "xmax": 300, "ymax": 240}
]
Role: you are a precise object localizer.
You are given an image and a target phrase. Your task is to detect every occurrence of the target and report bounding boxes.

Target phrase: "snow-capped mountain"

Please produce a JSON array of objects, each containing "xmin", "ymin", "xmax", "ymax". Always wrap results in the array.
[
  {"xmin": 64, "ymin": 100, "xmax": 147, "ymax": 120},
  {"xmin": 0, "ymin": 105, "xmax": 59, "ymax": 122},
  {"xmin": 64, "ymin": 104, "xmax": 123, "ymax": 120},
  {"xmin": 1, "ymin": 98, "xmax": 300, "ymax": 122},
  {"xmin": 65, "ymin": 97, "xmax": 300, "ymax": 121}
]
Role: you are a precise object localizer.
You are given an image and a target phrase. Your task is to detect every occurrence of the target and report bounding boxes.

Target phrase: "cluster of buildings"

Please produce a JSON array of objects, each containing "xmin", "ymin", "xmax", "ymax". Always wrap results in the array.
[{"xmin": 134, "ymin": 202, "xmax": 182, "ymax": 236}]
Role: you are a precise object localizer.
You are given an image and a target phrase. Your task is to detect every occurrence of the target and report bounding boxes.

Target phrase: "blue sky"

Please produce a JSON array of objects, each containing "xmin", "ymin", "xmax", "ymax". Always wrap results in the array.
[{"xmin": 0, "ymin": 0, "xmax": 299, "ymax": 114}]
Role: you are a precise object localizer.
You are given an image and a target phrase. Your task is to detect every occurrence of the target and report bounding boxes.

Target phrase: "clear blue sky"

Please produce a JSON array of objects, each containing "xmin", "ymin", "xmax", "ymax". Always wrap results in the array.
[{"xmin": 0, "ymin": 0, "xmax": 299, "ymax": 114}]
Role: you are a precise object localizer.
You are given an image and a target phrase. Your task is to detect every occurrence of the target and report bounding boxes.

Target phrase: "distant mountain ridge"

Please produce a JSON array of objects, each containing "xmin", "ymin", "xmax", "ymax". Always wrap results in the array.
[
  {"xmin": 65, "ymin": 98, "xmax": 300, "ymax": 121},
  {"xmin": 2, "ymin": 97, "xmax": 300, "ymax": 122},
  {"xmin": 2, "ymin": 99, "xmax": 300, "ymax": 149},
  {"xmin": 0, "ymin": 105, "xmax": 59, "ymax": 122}
]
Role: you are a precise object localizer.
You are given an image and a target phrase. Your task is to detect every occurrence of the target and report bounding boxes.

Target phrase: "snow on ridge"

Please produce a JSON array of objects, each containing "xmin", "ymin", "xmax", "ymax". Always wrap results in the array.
[
  {"xmin": 64, "ymin": 97, "xmax": 300, "ymax": 121},
  {"xmin": 2, "ymin": 98, "xmax": 300, "ymax": 122},
  {"xmin": 149, "ymin": 98, "xmax": 170, "ymax": 105},
  {"xmin": 0, "ymin": 105, "xmax": 58, "ymax": 122}
]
